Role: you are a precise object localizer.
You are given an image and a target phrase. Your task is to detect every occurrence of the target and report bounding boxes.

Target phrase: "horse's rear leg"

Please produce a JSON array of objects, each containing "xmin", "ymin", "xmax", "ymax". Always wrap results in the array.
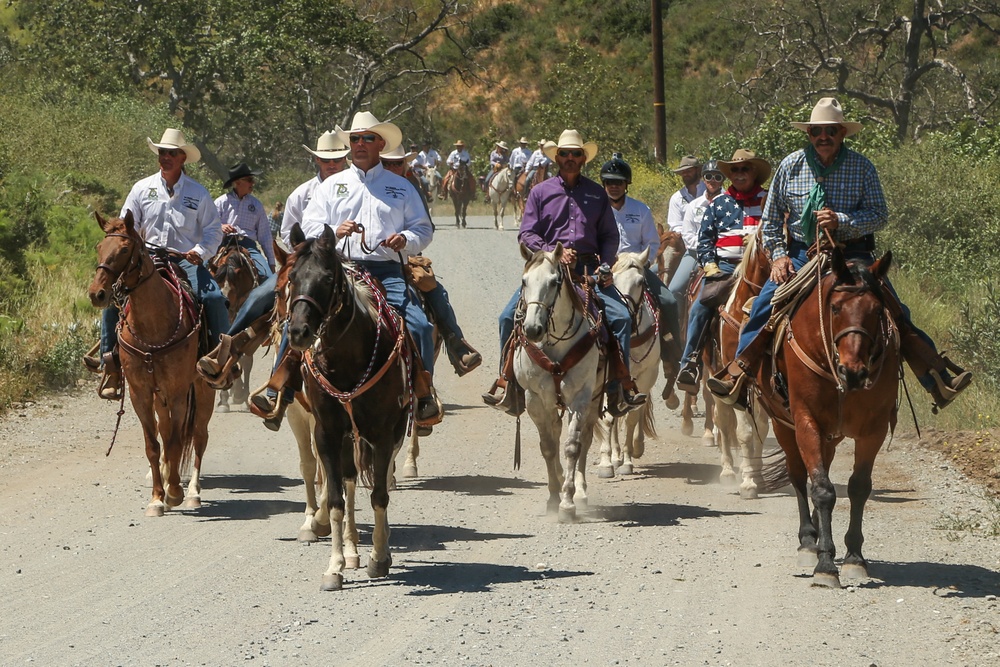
[
  {"xmin": 367, "ymin": 442, "xmax": 394, "ymax": 578},
  {"xmin": 715, "ymin": 402, "xmax": 738, "ymax": 486},
  {"xmin": 183, "ymin": 381, "xmax": 215, "ymax": 509},
  {"xmin": 681, "ymin": 393, "xmax": 695, "ymax": 436},
  {"xmin": 702, "ymin": 385, "xmax": 716, "ymax": 446},
  {"xmin": 402, "ymin": 430, "xmax": 420, "ymax": 478},
  {"xmin": 596, "ymin": 414, "xmax": 618, "ymax": 479},
  {"xmin": 842, "ymin": 434, "xmax": 884, "ymax": 580}
]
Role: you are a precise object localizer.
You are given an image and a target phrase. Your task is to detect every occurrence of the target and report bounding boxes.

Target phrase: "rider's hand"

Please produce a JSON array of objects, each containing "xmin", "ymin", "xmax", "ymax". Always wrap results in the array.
[
  {"xmin": 816, "ymin": 207, "xmax": 839, "ymax": 232},
  {"xmin": 386, "ymin": 233, "xmax": 407, "ymax": 252},
  {"xmin": 184, "ymin": 250, "xmax": 203, "ymax": 265},
  {"xmin": 336, "ymin": 220, "xmax": 361, "ymax": 239},
  {"xmin": 560, "ymin": 247, "xmax": 578, "ymax": 266},
  {"xmin": 221, "ymin": 224, "xmax": 238, "ymax": 235},
  {"xmin": 771, "ymin": 256, "xmax": 795, "ymax": 284}
]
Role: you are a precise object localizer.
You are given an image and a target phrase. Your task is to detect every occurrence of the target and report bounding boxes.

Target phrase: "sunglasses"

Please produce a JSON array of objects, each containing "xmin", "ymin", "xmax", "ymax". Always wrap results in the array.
[
  {"xmin": 381, "ymin": 160, "xmax": 404, "ymax": 168},
  {"xmin": 318, "ymin": 156, "xmax": 346, "ymax": 164},
  {"xmin": 729, "ymin": 165, "xmax": 753, "ymax": 173},
  {"xmin": 809, "ymin": 125, "xmax": 841, "ymax": 138},
  {"xmin": 158, "ymin": 148, "xmax": 182, "ymax": 157},
  {"xmin": 558, "ymin": 149, "xmax": 585, "ymax": 158},
  {"xmin": 349, "ymin": 134, "xmax": 378, "ymax": 144},
  {"xmin": 703, "ymin": 173, "xmax": 724, "ymax": 182}
]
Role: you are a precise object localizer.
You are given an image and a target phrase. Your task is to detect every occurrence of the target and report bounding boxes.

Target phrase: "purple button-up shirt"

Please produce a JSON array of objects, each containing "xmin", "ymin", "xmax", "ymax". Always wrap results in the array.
[{"xmin": 519, "ymin": 174, "xmax": 620, "ymax": 266}]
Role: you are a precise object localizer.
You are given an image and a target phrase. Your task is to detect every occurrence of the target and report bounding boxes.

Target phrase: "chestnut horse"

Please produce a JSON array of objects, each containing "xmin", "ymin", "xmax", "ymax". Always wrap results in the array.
[
  {"xmin": 449, "ymin": 163, "xmax": 476, "ymax": 228},
  {"xmin": 512, "ymin": 165, "xmax": 549, "ymax": 226},
  {"xmin": 739, "ymin": 240, "xmax": 900, "ymax": 587},
  {"xmin": 88, "ymin": 212, "xmax": 215, "ymax": 517},
  {"xmin": 209, "ymin": 235, "xmax": 259, "ymax": 411},
  {"xmin": 285, "ymin": 223, "xmax": 411, "ymax": 590}
]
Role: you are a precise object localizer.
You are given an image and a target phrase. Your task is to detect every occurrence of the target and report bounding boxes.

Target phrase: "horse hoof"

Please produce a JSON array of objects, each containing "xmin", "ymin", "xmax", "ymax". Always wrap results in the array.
[
  {"xmin": 320, "ymin": 574, "xmax": 343, "ymax": 591},
  {"xmin": 681, "ymin": 422, "xmax": 694, "ymax": 437},
  {"xmin": 557, "ymin": 506, "xmax": 577, "ymax": 524},
  {"xmin": 145, "ymin": 503, "xmax": 165, "ymax": 518},
  {"xmin": 739, "ymin": 486, "xmax": 759, "ymax": 500},
  {"xmin": 367, "ymin": 556, "xmax": 391, "ymax": 578},
  {"xmin": 796, "ymin": 548, "xmax": 819, "ymax": 567},
  {"xmin": 632, "ymin": 442, "xmax": 645, "ymax": 458},
  {"xmin": 182, "ymin": 496, "xmax": 202, "ymax": 509},
  {"xmin": 618, "ymin": 463, "xmax": 634, "ymax": 476},
  {"xmin": 719, "ymin": 471, "xmax": 739, "ymax": 487},
  {"xmin": 702, "ymin": 434, "xmax": 716, "ymax": 448},
  {"xmin": 345, "ymin": 555, "xmax": 361, "ymax": 570},
  {"xmin": 313, "ymin": 522, "xmax": 332, "ymax": 538},
  {"xmin": 216, "ymin": 404, "xmax": 230, "ymax": 413},
  {"xmin": 841, "ymin": 563, "xmax": 869, "ymax": 580},
  {"xmin": 297, "ymin": 529, "xmax": 318, "ymax": 543},
  {"xmin": 165, "ymin": 493, "xmax": 184, "ymax": 508},
  {"xmin": 597, "ymin": 465, "xmax": 615, "ymax": 479},
  {"xmin": 811, "ymin": 572, "xmax": 842, "ymax": 589},
  {"xmin": 402, "ymin": 464, "xmax": 418, "ymax": 478}
]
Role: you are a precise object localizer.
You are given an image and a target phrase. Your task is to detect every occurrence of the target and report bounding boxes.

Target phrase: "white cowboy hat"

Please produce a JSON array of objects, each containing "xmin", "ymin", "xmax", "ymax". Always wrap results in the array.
[
  {"xmin": 495, "ymin": 141, "xmax": 509, "ymax": 150},
  {"xmin": 518, "ymin": 136, "xmax": 529, "ymax": 144},
  {"xmin": 543, "ymin": 129, "xmax": 598, "ymax": 163},
  {"xmin": 380, "ymin": 144, "xmax": 417, "ymax": 161},
  {"xmin": 334, "ymin": 111, "xmax": 403, "ymax": 154},
  {"xmin": 790, "ymin": 97, "xmax": 863, "ymax": 137},
  {"xmin": 453, "ymin": 139, "xmax": 466, "ymax": 148},
  {"xmin": 147, "ymin": 128, "xmax": 201, "ymax": 163},
  {"xmin": 717, "ymin": 148, "xmax": 772, "ymax": 185},
  {"xmin": 303, "ymin": 131, "xmax": 349, "ymax": 159}
]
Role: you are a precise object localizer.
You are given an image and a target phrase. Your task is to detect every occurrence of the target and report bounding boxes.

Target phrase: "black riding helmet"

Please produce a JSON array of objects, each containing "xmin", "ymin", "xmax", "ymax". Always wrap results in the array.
[
  {"xmin": 702, "ymin": 160, "xmax": 721, "ymax": 177},
  {"xmin": 600, "ymin": 152, "xmax": 632, "ymax": 184}
]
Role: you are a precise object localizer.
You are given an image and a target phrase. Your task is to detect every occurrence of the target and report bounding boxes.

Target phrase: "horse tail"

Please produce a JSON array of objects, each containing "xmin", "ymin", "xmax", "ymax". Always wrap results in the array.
[
  {"xmin": 640, "ymin": 400, "xmax": 656, "ymax": 439},
  {"xmin": 759, "ymin": 447, "xmax": 790, "ymax": 493},
  {"xmin": 178, "ymin": 383, "xmax": 198, "ymax": 475}
]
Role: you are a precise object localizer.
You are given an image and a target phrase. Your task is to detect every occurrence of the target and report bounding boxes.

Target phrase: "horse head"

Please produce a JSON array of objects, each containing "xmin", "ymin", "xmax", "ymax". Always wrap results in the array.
[
  {"xmin": 89, "ymin": 210, "xmax": 149, "ymax": 308},
  {"xmin": 286, "ymin": 223, "xmax": 349, "ymax": 351},
  {"xmin": 828, "ymin": 247, "xmax": 893, "ymax": 391},
  {"xmin": 519, "ymin": 242, "xmax": 570, "ymax": 343}
]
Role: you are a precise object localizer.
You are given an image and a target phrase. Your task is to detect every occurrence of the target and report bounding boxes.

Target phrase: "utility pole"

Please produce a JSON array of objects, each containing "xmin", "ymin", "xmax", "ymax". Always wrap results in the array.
[{"xmin": 651, "ymin": 0, "xmax": 667, "ymax": 164}]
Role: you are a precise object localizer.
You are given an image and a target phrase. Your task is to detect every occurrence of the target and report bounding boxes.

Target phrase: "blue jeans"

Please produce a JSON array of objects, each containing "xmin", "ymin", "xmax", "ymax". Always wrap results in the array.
[
  {"xmin": 228, "ymin": 273, "xmax": 277, "ymax": 335},
  {"xmin": 644, "ymin": 267, "xmax": 680, "ymax": 347},
  {"xmin": 499, "ymin": 282, "xmax": 632, "ymax": 371},
  {"xmin": 358, "ymin": 260, "xmax": 435, "ymax": 376},
  {"xmin": 100, "ymin": 258, "xmax": 230, "ymax": 355},
  {"xmin": 238, "ymin": 237, "xmax": 273, "ymax": 279},
  {"xmin": 736, "ymin": 242, "xmax": 933, "ymax": 356},
  {"xmin": 422, "ymin": 282, "xmax": 465, "ymax": 341},
  {"xmin": 668, "ymin": 250, "xmax": 698, "ymax": 305}
]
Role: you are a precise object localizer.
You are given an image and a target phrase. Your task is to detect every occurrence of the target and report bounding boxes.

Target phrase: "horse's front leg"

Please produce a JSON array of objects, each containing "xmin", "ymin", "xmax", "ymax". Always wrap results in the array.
[
  {"xmin": 288, "ymin": 403, "xmax": 323, "ymax": 541},
  {"xmin": 132, "ymin": 391, "xmax": 167, "ymax": 517},
  {"xmin": 344, "ymin": 478, "xmax": 360, "ymax": 570},
  {"xmin": 526, "ymin": 392, "xmax": 563, "ymax": 515},
  {"xmin": 620, "ymin": 410, "xmax": 639, "ymax": 475},
  {"xmin": 793, "ymin": 416, "xmax": 840, "ymax": 588},
  {"xmin": 715, "ymin": 402, "xmax": 738, "ymax": 486},
  {"xmin": 183, "ymin": 380, "xmax": 215, "ymax": 509},
  {"xmin": 573, "ymin": 401, "xmax": 601, "ymax": 509},
  {"xmin": 155, "ymin": 394, "xmax": 186, "ymax": 509},
  {"xmin": 842, "ymin": 432, "xmax": 885, "ymax": 581},
  {"xmin": 317, "ymin": 424, "xmax": 347, "ymax": 591},
  {"xmin": 681, "ymin": 392, "xmax": 695, "ymax": 437},
  {"xmin": 735, "ymin": 405, "xmax": 768, "ymax": 500},
  {"xmin": 367, "ymin": 436, "xmax": 396, "ymax": 579},
  {"xmin": 558, "ymin": 407, "xmax": 586, "ymax": 523},
  {"xmin": 402, "ymin": 430, "xmax": 420, "ymax": 478},
  {"xmin": 772, "ymin": 421, "xmax": 817, "ymax": 564},
  {"xmin": 596, "ymin": 413, "xmax": 617, "ymax": 479}
]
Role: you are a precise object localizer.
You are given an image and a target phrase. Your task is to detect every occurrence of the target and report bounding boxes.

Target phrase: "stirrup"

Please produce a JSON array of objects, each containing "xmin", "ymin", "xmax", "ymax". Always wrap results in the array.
[
  {"xmin": 83, "ymin": 342, "xmax": 102, "ymax": 374},
  {"xmin": 707, "ymin": 369, "xmax": 749, "ymax": 406},
  {"xmin": 416, "ymin": 391, "xmax": 444, "ymax": 426},
  {"xmin": 98, "ymin": 370, "xmax": 123, "ymax": 401},
  {"xmin": 927, "ymin": 368, "xmax": 973, "ymax": 412}
]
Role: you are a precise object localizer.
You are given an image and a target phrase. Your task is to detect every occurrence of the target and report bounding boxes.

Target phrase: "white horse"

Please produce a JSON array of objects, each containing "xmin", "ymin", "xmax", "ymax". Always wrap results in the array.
[
  {"xmin": 597, "ymin": 250, "xmax": 659, "ymax": 477},
  {"xmin": 488, "ymin": 166, "xmax": 513, "ymax": 230},
  {"xmin": 424, "ymin": 168, "xmax": 441, "ymax": 212},
  {"xmin": 514, "ymin": 243, "xmax": 603, "ymax": 522}
]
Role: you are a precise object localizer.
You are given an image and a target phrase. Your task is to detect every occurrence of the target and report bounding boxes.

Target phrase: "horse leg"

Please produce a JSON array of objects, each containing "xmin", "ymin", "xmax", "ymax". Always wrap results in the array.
[
  {"xmin": 681, "ymin": 393, "xmax": 694, "ymax": 436},
  {"xmin": 344, "ymin": 477, "xmax": 360, "ymax": 570},
  {"xmin": 620, "ymin": 412, "xmax": 639, "ymax": 475},
  {"xmin": 154, "ymin": 397, "xmax": 187, "ymax": 509},
  {"xmin": 842, "ymin": 433, "xmax": 885, "ymax": 580},
  {"xmin": 702, "ymin": 384, "xmax": 716, "ymax": 446},
  {"xmin": 735, "ymin": 405, "xmax": 769, "ymax": 500},
  {"xmin": 559, "ymin": 408, "xmax": 586, "ymax": 523},
  {"xmin": 366, "ymin": 438, "xmax": 394, "ymax": 578},
  {"xmin": 715, "ymin": 402, "xmax": 738, "ymax": 486},
  {"xmin": 596, "ymin": 414, "xmax": 617, "ymax": 479},
  {"xmin": 574, "ymin": 407, "xmax": 600, "ymax": 508},
  {"xmin": 772, "ymin": 420, "xmax": 818, "ymax": 566},
  {"xmin": 183, "ymin": 381, "xmax": 214, "ymax": 509},
  {"xmin": 318, "ymin": 428, "xmax": 347, "ymax": 591},
  {"xmin": 402, "ymin": 429, "xmax": 420, "ymax": 478},
  {"xmin": 288, "ymin": 402, "xmax": 321, "ymax": 541},
  {"xmin": 131, "ymin": 391, "xmax": 168, "ymax": 517},
  {"xmin": 793, "ymin": 417, "xmax": 841, "ymax": 587},
  {"xmin": 232, "ymin": 354, "xmax": 253, "ymax": 405},
  {"xmin": 216, "ymin": 388, "xmax": 230, "ymax": 413},
  {"xmin": 528, "ymin": 396, "xmax": 564, "ymax": 515}
]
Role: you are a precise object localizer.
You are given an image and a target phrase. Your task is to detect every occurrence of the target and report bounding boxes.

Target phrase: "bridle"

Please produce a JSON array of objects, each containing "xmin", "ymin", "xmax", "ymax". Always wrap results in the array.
[
  {"xmin": 96, "ymin": 232, "xmax": 155, "ymax": 303},
  {"xmin": 520, "ymin": 260, "xmax": 588, "ymax": 342}
]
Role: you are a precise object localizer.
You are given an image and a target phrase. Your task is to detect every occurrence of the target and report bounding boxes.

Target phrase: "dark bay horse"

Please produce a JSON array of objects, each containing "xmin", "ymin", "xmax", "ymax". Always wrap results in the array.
[
  {"xmin": 740, "ymin": 240, "xmax": 900, "ymax": 587},
  {"xmin": 285, "ymin": 223, "xmax": 411, "ymax": 590},
  {"xmin": 449, "ymin": 163, "xmax": 476, "ymax": 228},
  {"xmin": 209, "ymin": 235, "xmax": 260, "ymax": 411},
  {"xmin": 88, "ymin": 212, "xmax": 215, "ymax": 517}
]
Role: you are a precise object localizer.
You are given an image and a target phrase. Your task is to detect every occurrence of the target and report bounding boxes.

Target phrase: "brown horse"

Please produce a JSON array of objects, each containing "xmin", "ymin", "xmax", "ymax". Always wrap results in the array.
[
  {"xmin": 449, "ymin": 163, "xmax": 476, "ymax": 228},
  {"xmin": 512, "ymin": 164, "xmax": 549, "ymax": 225},
  {"xmin": 735, "ymin": 239, "xmax": 899, "ymax": 587},
  {"xmin": 88, "ymin": 212, "xmax": 215, "ymax": 517},
  {"xmin": 209, "ymin": 235, "xmax": 260, "ymax": 411}
]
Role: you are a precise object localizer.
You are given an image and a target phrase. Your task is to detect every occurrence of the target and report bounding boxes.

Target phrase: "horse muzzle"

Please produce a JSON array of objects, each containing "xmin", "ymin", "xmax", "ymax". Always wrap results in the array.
[
  {"xmin": 89, "ymin": 286, "xmax": 110, "ymax": 309},
  {"xmin": 836, "ymin": 362, "xmax": 872, "ymax": 391},
  {"xmin": 288, "ymin": 320, "xmax": 317, "ymax": 351}
]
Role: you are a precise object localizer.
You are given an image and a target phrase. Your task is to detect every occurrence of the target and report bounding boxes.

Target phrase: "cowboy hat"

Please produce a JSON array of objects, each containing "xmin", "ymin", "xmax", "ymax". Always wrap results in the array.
[
  {"xmin": 454, "ymin": 140, "xmax": 466, "ymax": 147},
  {"xmin": 671, "ymin": 155, "xmax": 701, "ymax": 173},
  {"xmin": 543, "ymin": 129, "xmax": 598, "ymax": 163},
  {"xmin": 223, "ymin": 162, "xmax": 261, "ymax": 189},
  {"xmin": 334, "ymin": 111, "xmax": 403, "ymax": 154},
  {"xmin": 380, "ymin": 144, "xmax": 417, "ymax": 162},
  {"xmin": 717, "ymin": 148, "xmax": 772, "ymax": 185},
  {"xmin": 495, "ymin": 141, "xmax": 509, "ymax": 150},
  {"xmin": 790, "ymin": 97, "xmax": 863, "ymax": 137},
  {"xmin": 303, "ymin": 131, "xmax": 349, "ymax": 159},
  {"xmin": 147, "ymin": 128, "xmax": 201, "ymax": 163},
  {"xmin": 518, "ymin": 136, "xmax": 529, "ymax": 143}
]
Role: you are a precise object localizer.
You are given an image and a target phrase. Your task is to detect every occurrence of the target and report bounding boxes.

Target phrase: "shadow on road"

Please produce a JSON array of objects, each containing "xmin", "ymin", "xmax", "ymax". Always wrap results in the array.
[
  {"xmin": 589, "ymin": 501, "xmax": 757, "ymax": 527},
  {"xmin": 201, "ymin": 473, "xmax": 303, "ymax": 495},
  {"xmin": 390, "ymin": 559, "xmax": 592, "ymax": 595},
  {"xmin": 861, "ymin": 560, "xmax": 1000, "ymax": 597},
  {"xmin": 388, "ymin": 523, "xmax": 532, "ymax": 552},
  {"xmin": 402, "ymin": 474, "xmax": 543, "ymax": 496},
  {"xmin": 192, "ymin": 498, "xmax": 302, "ymax": 521},
  {"xmin": 636, "ymin": 462, "xmax": 725, "ymax": 485}
]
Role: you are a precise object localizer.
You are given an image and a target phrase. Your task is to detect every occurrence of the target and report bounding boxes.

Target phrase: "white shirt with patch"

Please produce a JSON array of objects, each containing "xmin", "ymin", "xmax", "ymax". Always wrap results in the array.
[
  {"xmin": 281, "ymin": 175, "xmax": 323, "ymax": 247},
  {"xmin": 121, "ymin": 171, "xmax": 222, "ymax": 260}
]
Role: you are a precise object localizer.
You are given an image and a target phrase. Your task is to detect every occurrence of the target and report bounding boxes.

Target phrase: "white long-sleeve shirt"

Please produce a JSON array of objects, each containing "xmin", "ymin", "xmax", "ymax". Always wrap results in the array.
[
  {"xmin": 681, "ymin": 193, "xmax": 715, "ymax": 253},
  {"xmin": 525, "ymin": 148, "xmax": 551, "ymax": 171},
  {"xmin": 300, "ymin": 163, "xmax": 432, "ymax": 263},
  {"xmin": 446, "ymin": 149, "xmax": 471, "ymax": 169},
  {"xmin": 214, "ymin": 191, "xmax": 275, "ymax": 269},
  {"xmin": 666, "ymin": 183, "xmax": 705, "ymax": 236},
  {"xmin": 121, "ymin": 171, "xmax": 222, "ymax": 260},
  {"xmin": 612, "ymin": 196, "xmax": 659, "ymax": 265},
  {"xmin": 280, "ymin": 175, "xmax": 323, "ymax": 247},
  {"xmin": 509, "ymin": 146, "xmax": 531, "ymax": 170}
]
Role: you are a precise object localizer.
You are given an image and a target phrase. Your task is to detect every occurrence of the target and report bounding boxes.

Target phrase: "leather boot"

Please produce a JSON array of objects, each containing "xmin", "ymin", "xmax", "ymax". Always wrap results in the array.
[
  {"xmin": 607, "ymin": 336, "xmax": 647, "ymax": 410},
  {"xmin": 482, "ymin": 376, "xmax": 525, "ymax": 416},
  {"xmin": 659, "ymin": 333, "xmax": 682, "ymax": 409},
  {"xmin": 250, "ymin": 392, "xmax": 289, "ymax": 432},
  {"xmin": 707, "ymin": 332, "xmax": 770, "ymax": 407},
  {"xmin": 83, "ymin": 342, "xmax": 102, "ymax": 374},
  {"xmin": 676, "ymin": 356, "xmax": 702, "ymax": 395},
  {"xmin": 445, "ymin": 334, "xmax": 483, "ymax": 376},
  {"xmin": 98, "ymin": 351, "xmax": 123, "ymax": 400}
]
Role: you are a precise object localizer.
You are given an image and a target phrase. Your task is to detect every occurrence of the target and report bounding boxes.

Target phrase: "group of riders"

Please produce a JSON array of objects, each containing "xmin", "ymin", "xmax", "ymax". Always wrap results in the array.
[{"xmin": 87, "ymin": 97, "xmax": 973, "ymax": 443}]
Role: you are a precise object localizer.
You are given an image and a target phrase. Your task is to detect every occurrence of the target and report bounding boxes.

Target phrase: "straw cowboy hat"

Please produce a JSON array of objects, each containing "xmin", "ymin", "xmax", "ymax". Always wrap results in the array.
[
  {"xmin": 790, "ymin": 97, "xmax": 863, "ymax": 137},
  {"xmin": 718, "ymin": 149, "xmax": 772, "ymax": 185},
  {"xmin": 223, "ymin": 162, "xmax": 261, "ymax": 189},
  {"xmin": 303, "ymin": 131, "xmax": 349, "ymax": 159},
  {"xmin": 671, "ymin": 155, "xmax": 701, "ymax": 173},
  {"xmin": 495, "ymin": 141, "xmax": 509, "ymax": 151},
  {"xmin": 380, "ymin": 144, "xmax": 417, "ymax": 161},
  {"xmin": 454, "ymin": 140, "xmax": 466, "ymax": 148},
  {"xmin": 518, "ymin": 136, "xmax": 529, "ymax": 144},
  {"xmin": 334, "ymin": 111, "xmax": 403, "ymax": 153},
  {"xmin": 543, "ymin": 129, "xmax": 598, "ymax": 163},
  {"xmin": 147, "ymin": 128, "xmax": 201, "ymax": 163}
]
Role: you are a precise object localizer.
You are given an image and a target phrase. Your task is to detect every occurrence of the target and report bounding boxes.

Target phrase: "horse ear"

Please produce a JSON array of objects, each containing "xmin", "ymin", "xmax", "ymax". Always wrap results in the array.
[
  {"xmin": 871, "ymin": 250, "xmax": 892, "ymax": 279},
  {"xmin": 639, "ymin": 247, "xmax": 649, "ymax": 266},
  {"xmin": 552, "ymin": 241, "xmax": 563, "ymax": 262},
  {"xmin": 519, "ymin": 242, "xmax": 533, "ymax": 261},
  {"xmin": 274, "ymin": 241, "xmax": 288, "ymax": 267},
  {"xmin": 290, "ymin": 223, "xmax": 306, "ymax": 247},
  {"xmin": 94, "ymin": 211, "xmax": 109, "ymax": 232},
  {"xmin": 831, "ymin": 246, "xmax": 855, "ymax": 284},
  {"xmin": 122, "ymin": 209, "xmax": 136, "ymax": 233}
]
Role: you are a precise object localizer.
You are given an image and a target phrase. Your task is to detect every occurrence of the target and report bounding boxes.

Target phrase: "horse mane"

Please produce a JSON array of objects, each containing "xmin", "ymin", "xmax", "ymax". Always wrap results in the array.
[
  {"xmin": 611, "ymin": 252, "xmax": 645, "ymax": 273},
  {"xmin": 301, "ymin": 236, "xmax": 379, "ymax": 322}
]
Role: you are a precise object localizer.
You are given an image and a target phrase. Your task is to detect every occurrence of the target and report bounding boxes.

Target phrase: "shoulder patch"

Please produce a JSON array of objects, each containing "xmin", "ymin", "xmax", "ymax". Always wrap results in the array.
[
  {"xmin": 335, "ymin": 184, "xmax": 349, "ymax": 197},
  {"xmin": 147, "ymin": 188, "xmax": 158, "ymax": 200}
]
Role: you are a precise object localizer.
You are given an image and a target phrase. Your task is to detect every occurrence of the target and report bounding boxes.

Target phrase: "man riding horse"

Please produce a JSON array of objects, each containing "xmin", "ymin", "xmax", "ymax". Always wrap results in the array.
[
  {"xmin": 483, "ymin": 140, "xmax": 509, "ymax": 204},
  {"xmin": 484, "ymin": 129, "xmax": 647, "ymax": 417},
  {"xmin": 214, "ymin": 161, "xmax": 275, "ymax": 280},
  {"xmin": 85, "ymin": 128, "xmax": 228, "ymax": 400},
  {"xmin": 439, "ymin": 140, "xmax": 471, "ymax": 201},
  {"xmin": 708, "ymin": 98, "xmax": 972, "ymax": 411}
]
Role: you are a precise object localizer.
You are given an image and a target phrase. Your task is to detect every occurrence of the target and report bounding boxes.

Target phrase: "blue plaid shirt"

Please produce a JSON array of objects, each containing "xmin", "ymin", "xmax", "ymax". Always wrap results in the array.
[{"xmin": 762, "ymin": 146, "xmax": 888, "ymax": 259}]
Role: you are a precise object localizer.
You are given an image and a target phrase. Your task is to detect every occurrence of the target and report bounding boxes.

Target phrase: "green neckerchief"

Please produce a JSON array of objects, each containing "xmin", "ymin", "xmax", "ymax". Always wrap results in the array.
[{"xmin": 801, "ymin": 144, "xmax": 847, "ymax": 245}]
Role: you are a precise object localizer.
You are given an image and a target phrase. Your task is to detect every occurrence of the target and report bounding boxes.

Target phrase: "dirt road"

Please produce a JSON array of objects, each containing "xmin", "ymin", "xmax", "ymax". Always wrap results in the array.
[{"xmin": 1, "ymin": 215, "xmax": 998, "ymax": 666}]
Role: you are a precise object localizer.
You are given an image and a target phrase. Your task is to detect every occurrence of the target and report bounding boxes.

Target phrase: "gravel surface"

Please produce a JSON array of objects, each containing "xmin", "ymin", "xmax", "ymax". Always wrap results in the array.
[{"xmin": 1, "ymin": 214, "xmax": 998, "ymax": 666}]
